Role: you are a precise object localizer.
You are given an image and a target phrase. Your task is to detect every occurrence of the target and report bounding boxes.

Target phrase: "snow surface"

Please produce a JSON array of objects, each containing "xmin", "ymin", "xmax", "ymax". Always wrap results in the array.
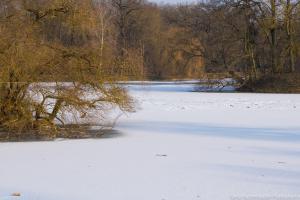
[{"xmin": 1, "ymin": 82, "xmax": 300, "ymax": 200}]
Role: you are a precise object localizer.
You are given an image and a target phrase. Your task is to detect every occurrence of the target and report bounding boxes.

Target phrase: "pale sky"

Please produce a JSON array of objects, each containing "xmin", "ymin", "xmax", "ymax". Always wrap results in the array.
[{"xmin": 150, "ymin": 0, "xmax": 196, "ymax": 4}]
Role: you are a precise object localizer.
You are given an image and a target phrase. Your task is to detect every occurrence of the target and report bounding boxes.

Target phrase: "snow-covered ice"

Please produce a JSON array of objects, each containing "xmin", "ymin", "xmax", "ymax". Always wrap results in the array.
[{"xmin": 1, "ymin": 82, "xmax": 300, "ymax": 200}]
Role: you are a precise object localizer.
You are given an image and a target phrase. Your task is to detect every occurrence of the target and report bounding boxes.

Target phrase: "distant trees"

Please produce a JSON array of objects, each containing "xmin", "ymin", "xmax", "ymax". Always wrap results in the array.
[
  {"xmin": 1, "ymin": 0, "xmax": 299, "ymax": 82},
  {"xmin": 174, "ymin": 0, "xmax": 299, "ymax": 79},
  {"xmin": 109, "ymin": 0, "xmax": 204, "ymax": 79},
  {"xmin": 0, "ymin": 0, "xmax": 299, "ymax": 74}
]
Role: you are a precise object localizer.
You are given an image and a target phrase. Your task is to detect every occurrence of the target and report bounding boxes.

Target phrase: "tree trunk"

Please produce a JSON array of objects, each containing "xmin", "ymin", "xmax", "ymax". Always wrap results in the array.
[
  {"xmin": 244, "ymin": 0, "xmax": 257, "ymax": 80},
  {"xmin": 270, "ymin": 0, "xmax": 278, "ymax": 73},
  {"xmin": 285, "ymin": 0, "xmax": 296, "ymax": 72}
]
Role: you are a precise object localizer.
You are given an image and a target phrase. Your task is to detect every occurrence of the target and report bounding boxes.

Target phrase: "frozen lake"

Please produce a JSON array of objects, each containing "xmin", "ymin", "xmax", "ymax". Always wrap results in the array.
[{"xmin": 1, "ymin": 82, "xmax": 300, "ymax": 200}]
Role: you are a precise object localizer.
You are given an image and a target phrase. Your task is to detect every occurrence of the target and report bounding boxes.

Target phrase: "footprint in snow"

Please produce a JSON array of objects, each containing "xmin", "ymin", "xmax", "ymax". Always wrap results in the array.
[
  {"xmin": 156, "ymin": 154, "xmax": 167, "ymax": 157},
  {"xmin": 277, "ymin": 161, "xmax": 286, "ymax": 164}
]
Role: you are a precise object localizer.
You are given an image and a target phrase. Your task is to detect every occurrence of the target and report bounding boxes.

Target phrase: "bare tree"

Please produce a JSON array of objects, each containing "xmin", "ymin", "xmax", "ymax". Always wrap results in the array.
[{"xmin": 0, "ymin": 0, "xmax": 134, "ymax": 141}]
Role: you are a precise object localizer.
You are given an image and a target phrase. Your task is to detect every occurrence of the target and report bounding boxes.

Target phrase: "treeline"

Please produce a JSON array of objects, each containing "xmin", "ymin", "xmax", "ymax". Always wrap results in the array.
[
  {"xmin": 91, "ymin": 0, "xmax": 300, "ymax": 81},
  {"xmin": 116, "ymin": 0, "xmax": 300, "ymax": 82},
  {"xmin": 0, "ymin": 0, "xmax": 205, "ymax": 80},
  {"xmin": 168, "ymin": 0, "xmax": 300, "ymax": 83},
  {"xmin": 2, "ymin": 0, "xmax": 299, "ymax": 81}
]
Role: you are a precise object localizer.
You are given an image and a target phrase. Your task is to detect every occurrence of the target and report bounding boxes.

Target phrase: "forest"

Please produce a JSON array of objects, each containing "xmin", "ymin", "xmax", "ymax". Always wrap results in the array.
[
  {"xmin": 2, "ymin": 0, "xmax": 299, "ymax": 80},
  {"xmin": 0, "ymin": 0, "xmax": 299, "ymax": 139}
]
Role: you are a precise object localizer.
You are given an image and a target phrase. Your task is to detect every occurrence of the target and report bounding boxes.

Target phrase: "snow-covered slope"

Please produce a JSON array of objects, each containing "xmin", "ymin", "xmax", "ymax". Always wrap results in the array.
[{"xmin": 1, "ymin": 83, "xmax": 300, "ymax": 200}]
